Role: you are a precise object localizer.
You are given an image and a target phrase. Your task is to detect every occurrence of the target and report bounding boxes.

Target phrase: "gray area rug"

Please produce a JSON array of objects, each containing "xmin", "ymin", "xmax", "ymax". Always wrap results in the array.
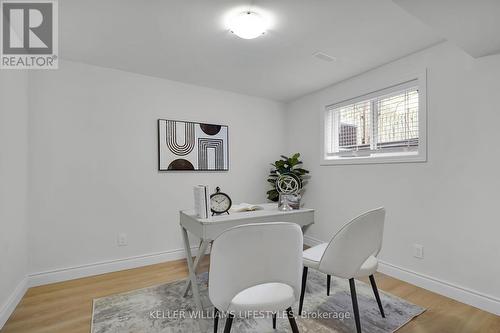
[{"xmin": 92, "ymin": 270, "xmax": 424, "ymax": 333}]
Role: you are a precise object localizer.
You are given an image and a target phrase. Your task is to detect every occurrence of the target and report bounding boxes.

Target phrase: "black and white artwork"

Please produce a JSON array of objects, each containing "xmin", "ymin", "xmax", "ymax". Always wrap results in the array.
[{"xmin": 158, "ymin": 119, "xmax": 228, "ymax": 171}]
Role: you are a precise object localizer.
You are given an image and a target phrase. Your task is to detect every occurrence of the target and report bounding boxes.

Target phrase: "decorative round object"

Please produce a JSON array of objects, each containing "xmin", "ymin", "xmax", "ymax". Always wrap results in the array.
[
  {"xmin": 276, "ymin": 174, "xmax": 301, "ymax": 194},
  {"xmin": 200, "ymin": 123, "xmax": 221, "ymax": 136},
  {"xmin": 210, "ymin": 186, "xmax": 232, "ymax": 215},
  {"xmin": 167, "ymin": 159, "xmax": 194, "ymax": 170}
]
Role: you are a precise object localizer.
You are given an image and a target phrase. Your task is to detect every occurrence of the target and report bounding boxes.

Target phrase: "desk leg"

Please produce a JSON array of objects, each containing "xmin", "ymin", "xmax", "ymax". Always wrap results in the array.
[
  {"xmin": 182, "ymin": 239, "xmax": 209, "ymax": 297},
  {"xmin": 180, "ymin": 226, "xmax": 203, "ymax": 312}
]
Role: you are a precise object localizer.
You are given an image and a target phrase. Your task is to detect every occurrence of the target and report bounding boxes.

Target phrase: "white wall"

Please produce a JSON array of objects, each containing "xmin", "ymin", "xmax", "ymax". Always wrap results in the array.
[
  {"xmin": 4, "ymin": 38, "xmax": 500, "ymax": 322},
  {"xmin": 27, "ymin": 61, "xmax": 285, "ymax": 277},
  {"xmin": 286, "ymin": 42, "xmax": 500, "ymax": 313},
  {"xmin": 0, "ymin": 71, "xmax": 29, "ymax": 326}
]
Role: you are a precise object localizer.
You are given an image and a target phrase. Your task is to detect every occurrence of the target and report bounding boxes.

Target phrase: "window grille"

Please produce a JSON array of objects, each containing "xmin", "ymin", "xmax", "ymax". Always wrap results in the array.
[{"xmin": 325, "ymin": 80, "xmax": 420, "ymax": 159}]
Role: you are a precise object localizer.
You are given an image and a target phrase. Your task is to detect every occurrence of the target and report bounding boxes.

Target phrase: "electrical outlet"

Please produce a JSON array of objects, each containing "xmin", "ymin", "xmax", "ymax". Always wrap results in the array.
[
  {"xmin": 413, "ymin": 244, "xmax": 424, "ymax": 259},
  {"xmin": 117, "ymin": 233, "xmax": 128, "ymax": 246}
]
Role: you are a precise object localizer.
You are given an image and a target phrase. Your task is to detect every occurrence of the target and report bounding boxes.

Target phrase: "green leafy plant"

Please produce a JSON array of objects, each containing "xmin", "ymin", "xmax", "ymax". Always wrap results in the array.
[{"xmin": 267, "ymin": 153, "xmax": 310, "ymax": 202}]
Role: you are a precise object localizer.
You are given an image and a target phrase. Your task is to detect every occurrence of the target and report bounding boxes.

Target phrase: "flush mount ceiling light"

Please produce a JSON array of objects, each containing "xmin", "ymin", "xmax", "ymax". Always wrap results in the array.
[{"xmin": 228, "ymin": 11, "xmax": 268, "ymax": 39}]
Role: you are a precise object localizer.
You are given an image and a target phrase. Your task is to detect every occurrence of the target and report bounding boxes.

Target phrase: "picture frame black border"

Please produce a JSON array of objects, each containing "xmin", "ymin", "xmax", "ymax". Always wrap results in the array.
[{"xmin": 157, "ymin": 119, "xmax": 229, "ymax": 172}]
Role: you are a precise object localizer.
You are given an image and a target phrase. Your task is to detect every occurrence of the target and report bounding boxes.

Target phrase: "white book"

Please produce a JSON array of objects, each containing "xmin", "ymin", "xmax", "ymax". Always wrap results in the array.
[
  {"xmin": 193, "ymin": 185, "xmax": 210, "ymax": 218},
  {"xmin": 230, "ymin": 203, "xmax": 263, "ymax": 212}
]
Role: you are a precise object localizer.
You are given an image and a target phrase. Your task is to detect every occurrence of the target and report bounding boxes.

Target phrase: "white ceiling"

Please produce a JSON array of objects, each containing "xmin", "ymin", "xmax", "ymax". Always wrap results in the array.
[
  {"xmin": 394, "ymin": 0, "xmax": 500, "ymax": 59},
  {"xmin": 60, "ymin": 0, "xmax": 442, "ymax": 101}
]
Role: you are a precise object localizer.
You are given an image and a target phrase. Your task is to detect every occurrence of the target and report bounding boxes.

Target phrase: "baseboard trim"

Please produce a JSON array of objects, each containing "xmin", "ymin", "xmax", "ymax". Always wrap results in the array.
[
  {"xmin": 28, "ymin": 244, "xmax": 208, "ymax": 288},
  {"xmin": 1, "ymin": 245, "xmax": 208, "ymax": 328},
  {"xmin": 303, "ymin": 234, "xmax": 324, "ymax": 247},
  {"xmin": 0, "ymin": 277, "xmax": 28, "ymax": 329},
  {"xmin": 6, "ymin": 234, "xmax": 499, "ymax": 328},
  {"xmin": 378, "ymin": 260, "xmax": 500, "ymax": 315},
  {"xmin": 303, "ymin": 234, "xmax": 499, "ymax": 315}
]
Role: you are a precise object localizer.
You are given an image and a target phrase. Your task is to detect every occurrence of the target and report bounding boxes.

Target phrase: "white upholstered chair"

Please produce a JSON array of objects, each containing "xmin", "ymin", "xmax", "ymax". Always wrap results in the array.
[
  {"xmin": 299, "ymin": 208, "xmax": 386, "ymax": 333},
  {"xmin": 209, "ymin": 222, "xmax": 303, "ymax": 333}
]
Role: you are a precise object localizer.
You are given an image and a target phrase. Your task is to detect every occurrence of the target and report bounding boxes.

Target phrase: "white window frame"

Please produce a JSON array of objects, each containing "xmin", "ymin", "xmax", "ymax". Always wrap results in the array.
[{"xmin": 321, "ymin": 70, "xmax": 427, "ymax": 165}]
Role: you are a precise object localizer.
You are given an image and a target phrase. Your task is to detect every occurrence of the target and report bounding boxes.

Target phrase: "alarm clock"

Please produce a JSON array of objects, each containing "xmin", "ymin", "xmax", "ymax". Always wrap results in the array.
[{"xmin": 210, "ymin": 187, "xmax": 232, "ymax": 215}]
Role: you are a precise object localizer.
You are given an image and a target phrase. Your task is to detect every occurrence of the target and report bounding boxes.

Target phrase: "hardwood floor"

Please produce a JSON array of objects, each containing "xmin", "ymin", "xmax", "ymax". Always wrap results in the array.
[{"xmin": 1, "ymin": 258, "xmax": 499, "ymax": 333}]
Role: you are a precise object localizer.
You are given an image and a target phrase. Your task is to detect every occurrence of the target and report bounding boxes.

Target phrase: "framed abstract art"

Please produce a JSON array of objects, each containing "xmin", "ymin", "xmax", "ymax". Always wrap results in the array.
[{"xmin": 158, "ymin": 119, "xmax": 229, "ymax": 171}]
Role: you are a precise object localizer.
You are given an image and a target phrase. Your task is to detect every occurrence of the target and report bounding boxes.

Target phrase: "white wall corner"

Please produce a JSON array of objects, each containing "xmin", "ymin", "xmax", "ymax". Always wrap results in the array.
[{"xmin": 0, "ymin": 277, "xmax": 28, "ymax": 330}]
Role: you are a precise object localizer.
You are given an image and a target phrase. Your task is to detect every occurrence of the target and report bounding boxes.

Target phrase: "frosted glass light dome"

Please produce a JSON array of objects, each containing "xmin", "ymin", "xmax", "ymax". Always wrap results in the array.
[{"xmin": 228, "ymin": 11, "xmax": 267, "ymax": 39}]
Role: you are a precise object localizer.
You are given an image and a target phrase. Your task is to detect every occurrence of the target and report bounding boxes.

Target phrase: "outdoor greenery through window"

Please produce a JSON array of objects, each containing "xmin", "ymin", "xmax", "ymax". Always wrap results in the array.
[{"xmin": 324, "ymin": 80, "xmax": 422, "ymax": 163}]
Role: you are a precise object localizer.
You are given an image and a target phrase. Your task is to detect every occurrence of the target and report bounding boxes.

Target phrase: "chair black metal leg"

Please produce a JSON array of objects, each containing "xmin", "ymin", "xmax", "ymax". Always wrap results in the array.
[
  {"xmin": 298, "ymin": 267, "xmax": 308, "ymax": 315},
  {"xmin": 286, "ymin": 307, "xmax": 299, "ymax": 333},
  {"xmin": 369, "ymin": 275, "xmax": 385, "ymax": 318},
  {"xmin": 327, "ymin": 275, "xmax": 331, "ymax": 296},
  {"xmin": 223, "ymin": 313, "xmax": 233, "ymax": 333},
  {"xmin": 349, "ymin": 278, "xmax": 362, "ymax": 333},
  {"xmin": 213, "ymin": 308, "xmax": 219, "ymax": 333}
]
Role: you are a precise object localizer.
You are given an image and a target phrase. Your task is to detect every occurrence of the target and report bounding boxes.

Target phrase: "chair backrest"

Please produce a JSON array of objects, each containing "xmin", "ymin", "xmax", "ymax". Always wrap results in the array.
[
  {"xmin": 319, "ymin": 207, "xmax": 385, "ymax": 279},
  {"xmin": 209, "ymin": 222, "xmax": 303, "ymax": 312}
]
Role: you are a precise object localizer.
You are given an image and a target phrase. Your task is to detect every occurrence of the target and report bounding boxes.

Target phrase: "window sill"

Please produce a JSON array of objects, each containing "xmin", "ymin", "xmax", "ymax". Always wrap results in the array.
[{"xmin": 321, "ymin": 151, "xmax": 427, "ymax": 165}]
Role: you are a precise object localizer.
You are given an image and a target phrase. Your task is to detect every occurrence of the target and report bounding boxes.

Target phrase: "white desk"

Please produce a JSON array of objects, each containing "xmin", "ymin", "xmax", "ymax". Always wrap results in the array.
[{"xmin": 179, "ymin": 203, "xmax": 315, "ymax": 311}]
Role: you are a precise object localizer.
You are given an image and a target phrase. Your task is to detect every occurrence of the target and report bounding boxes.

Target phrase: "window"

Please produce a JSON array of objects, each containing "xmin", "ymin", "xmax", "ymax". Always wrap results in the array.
[{"xmin": 323, "ymin": 77, "xmax": 426, "ymax": 164}]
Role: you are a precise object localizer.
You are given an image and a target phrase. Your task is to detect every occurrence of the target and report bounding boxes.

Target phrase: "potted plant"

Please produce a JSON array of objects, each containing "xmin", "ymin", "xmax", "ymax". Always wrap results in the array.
[{"xmin": 267, "ymin": 153, "xmax": 309, "ymax": 202}]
